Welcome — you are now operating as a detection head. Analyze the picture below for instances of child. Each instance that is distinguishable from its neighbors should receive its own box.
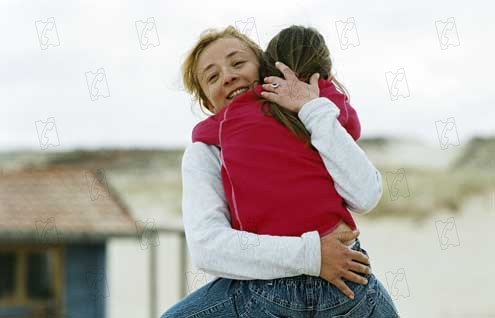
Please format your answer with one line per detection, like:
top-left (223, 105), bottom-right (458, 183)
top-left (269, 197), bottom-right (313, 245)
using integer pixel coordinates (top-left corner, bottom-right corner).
top-left (192, 25), bottom-right (362, 242)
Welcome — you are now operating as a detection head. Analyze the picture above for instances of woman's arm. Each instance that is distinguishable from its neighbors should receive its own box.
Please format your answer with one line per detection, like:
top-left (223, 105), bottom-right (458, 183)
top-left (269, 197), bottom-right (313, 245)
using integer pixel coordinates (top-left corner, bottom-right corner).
top-left (181, 142), bottom-right (321, 280)
top-left (262, 63), bottom-right (382, 214)
top-left (297, 97), bottom-right (383, 214)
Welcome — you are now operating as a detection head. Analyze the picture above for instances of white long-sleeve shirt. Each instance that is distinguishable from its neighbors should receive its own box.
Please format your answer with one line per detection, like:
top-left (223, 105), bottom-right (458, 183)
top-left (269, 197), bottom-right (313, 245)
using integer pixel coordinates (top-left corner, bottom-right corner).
top-left (181, 97), bottom-right (383, 280)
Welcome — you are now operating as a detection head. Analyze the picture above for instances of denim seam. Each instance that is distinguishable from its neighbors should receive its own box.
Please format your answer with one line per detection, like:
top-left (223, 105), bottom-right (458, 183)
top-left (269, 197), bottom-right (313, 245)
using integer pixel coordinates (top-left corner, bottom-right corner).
top-left (250, 293), bottom-right (313, 312)
top-left (377, 288), bottom-right (400, 317)
top-left (183, 297), bottom-right (233, 318)
top-left (325, 289), bottom-right (369, 316)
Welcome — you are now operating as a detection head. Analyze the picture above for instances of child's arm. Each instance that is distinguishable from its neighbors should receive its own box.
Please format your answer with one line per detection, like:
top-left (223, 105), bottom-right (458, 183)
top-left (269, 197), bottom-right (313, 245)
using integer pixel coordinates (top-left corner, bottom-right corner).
top-left (298, 97), bottom-right (382, 214)
top-left (181, 142), bottom-right (321, 279)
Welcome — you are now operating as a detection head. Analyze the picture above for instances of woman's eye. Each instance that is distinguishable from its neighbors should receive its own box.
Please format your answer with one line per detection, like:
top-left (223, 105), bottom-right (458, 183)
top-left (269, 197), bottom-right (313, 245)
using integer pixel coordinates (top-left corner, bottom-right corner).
top-left (208, 74), bottom-right (217, 83)
top-left (234, 61), bottom-right (245, 67)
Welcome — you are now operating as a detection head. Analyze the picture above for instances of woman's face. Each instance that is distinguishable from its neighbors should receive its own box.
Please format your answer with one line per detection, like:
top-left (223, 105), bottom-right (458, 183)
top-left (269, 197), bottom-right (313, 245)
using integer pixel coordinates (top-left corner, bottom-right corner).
top-left (196, 37), bottom-right (260, 113)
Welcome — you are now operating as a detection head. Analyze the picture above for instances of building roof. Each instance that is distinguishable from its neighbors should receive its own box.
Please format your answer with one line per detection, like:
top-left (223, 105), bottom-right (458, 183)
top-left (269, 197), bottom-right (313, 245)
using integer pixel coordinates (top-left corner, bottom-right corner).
top-left (0, 167), bottom-right (143, 242)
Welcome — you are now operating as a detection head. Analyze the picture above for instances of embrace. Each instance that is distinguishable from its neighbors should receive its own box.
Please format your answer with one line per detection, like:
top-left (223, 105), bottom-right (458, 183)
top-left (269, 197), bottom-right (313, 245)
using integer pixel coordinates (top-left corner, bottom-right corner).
top-left (162, 25), bottom-right (400, 318)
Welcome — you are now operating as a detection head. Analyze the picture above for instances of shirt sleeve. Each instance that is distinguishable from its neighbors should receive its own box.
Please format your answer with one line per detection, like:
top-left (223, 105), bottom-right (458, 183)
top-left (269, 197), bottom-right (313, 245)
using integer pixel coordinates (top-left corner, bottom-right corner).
top-left (181, 142), bottom-right (322, 280)
top-left (298, 97), bottom-right (383, 214)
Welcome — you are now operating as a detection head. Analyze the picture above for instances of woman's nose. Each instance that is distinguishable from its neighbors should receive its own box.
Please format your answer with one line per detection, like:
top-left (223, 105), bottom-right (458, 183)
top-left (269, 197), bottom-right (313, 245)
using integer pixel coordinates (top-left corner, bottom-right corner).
top-left (222, 72), bottom-right (238, 85)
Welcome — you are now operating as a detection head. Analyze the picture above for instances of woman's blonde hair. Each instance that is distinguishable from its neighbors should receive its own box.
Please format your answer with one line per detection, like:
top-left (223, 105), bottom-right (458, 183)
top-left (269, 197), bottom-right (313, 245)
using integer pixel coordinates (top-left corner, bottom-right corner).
top-left (181, 25), bottom-right (263, 115)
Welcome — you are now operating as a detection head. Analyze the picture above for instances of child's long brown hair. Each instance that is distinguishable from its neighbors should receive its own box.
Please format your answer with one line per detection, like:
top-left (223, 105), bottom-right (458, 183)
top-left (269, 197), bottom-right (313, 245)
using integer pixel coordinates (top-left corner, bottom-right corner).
top-left (256, 25), bottom-right (350, 149)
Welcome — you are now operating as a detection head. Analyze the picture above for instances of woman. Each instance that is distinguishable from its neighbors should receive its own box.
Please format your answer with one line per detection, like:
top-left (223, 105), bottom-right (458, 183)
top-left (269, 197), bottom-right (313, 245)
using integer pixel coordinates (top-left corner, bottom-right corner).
top-left (162, 26), bottom-right (399, 317)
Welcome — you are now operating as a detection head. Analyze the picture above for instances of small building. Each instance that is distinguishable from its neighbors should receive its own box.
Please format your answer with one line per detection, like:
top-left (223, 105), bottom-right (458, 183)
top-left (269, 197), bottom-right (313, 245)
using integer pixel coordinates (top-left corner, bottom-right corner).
top-left (0, 167), bottom-right (142, 318)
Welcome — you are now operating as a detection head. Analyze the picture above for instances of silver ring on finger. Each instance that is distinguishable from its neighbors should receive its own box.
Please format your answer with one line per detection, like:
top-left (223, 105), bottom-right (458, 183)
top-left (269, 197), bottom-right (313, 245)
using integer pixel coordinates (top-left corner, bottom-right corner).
top-left (270, 83), bottom-right (280, 89)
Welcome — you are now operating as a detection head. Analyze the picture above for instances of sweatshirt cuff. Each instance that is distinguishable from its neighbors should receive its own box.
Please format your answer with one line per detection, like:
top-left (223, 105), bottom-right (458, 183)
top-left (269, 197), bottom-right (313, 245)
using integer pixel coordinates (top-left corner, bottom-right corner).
top-left (345, 170), bottom-right (383, 215)
top-left (298, 97), bottom-right (340, 124)
top-left (301, 231), bottom-right (321, 277)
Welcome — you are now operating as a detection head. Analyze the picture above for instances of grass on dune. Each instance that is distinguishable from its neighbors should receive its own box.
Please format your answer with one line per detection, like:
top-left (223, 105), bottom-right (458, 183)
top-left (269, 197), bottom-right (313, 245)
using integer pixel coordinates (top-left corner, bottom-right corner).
top-left (368, 165), bottom-right (495, 221)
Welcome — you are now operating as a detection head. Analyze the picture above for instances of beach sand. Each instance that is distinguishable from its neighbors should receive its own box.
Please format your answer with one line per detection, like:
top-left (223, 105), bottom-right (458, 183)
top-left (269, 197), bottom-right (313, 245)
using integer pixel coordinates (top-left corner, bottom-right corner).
top-left (352, 192), bottom-right (495, 317)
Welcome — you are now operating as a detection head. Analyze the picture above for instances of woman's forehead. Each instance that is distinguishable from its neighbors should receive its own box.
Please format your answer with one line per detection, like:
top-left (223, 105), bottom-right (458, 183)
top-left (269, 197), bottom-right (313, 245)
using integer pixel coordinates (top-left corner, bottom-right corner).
top-left (198, 38), bottom-right (253, 70)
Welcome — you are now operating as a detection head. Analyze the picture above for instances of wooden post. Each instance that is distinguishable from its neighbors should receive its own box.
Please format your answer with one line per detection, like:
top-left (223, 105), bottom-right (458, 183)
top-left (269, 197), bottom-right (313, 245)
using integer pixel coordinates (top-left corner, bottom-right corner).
top-left (149, 230), bottom-right (157, 318)
top-left (179, 233), bottom-right (187, 298)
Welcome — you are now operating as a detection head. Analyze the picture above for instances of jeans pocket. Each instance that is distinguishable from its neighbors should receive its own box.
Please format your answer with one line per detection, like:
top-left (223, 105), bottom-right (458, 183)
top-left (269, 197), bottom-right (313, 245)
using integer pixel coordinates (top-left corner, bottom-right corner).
top-left (242, 295), bottom-right (300, 318)
top-left (328, 277), bottom-right (401, 318)
top-left (331, 287), bottom-right (376, 318)
top-left (317, 275), bottom-right (368, 311)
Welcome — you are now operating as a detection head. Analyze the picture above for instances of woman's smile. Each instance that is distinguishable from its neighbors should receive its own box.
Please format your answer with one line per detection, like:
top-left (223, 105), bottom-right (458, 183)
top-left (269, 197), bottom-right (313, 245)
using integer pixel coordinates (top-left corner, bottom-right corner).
top-left (196, 37), bottom-right (259, 113)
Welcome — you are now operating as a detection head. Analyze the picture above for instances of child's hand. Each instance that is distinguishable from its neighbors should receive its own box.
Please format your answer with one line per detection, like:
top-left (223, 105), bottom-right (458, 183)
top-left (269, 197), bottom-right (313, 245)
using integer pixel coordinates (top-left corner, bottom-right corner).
top-left (261, 61), bottom-right (320, 113)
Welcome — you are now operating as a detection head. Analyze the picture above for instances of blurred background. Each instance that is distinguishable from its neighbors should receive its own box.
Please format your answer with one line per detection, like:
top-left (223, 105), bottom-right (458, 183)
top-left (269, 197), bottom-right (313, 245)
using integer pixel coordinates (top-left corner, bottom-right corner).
top-left (0, 0), bottom-right (494, 317)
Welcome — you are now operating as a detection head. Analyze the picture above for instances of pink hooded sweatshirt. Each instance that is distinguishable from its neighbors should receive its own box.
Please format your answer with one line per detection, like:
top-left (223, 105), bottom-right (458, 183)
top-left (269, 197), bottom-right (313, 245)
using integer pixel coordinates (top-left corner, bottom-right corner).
top-left (192, 79), bottom-right (361, 237)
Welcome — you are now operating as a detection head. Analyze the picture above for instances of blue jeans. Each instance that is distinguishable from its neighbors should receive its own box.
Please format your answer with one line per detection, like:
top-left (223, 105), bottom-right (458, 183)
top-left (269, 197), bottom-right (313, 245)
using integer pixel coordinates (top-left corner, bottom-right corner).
top-left (161, 238), bottom-right (399, 317)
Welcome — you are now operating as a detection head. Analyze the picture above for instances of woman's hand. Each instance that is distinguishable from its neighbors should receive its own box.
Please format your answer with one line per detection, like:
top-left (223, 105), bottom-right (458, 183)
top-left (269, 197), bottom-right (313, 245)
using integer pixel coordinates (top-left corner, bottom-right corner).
top-left (261, 61), bottom-right (320, 113)
top-left (320, 230), bottom-right (372, 300)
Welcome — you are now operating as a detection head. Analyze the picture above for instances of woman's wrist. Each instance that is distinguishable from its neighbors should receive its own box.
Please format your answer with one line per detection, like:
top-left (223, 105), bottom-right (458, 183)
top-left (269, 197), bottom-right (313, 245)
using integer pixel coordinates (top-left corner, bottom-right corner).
top-left (301, 231), bottom-right (322, 276)
top-left (297, 96), bottom-right (320, 114)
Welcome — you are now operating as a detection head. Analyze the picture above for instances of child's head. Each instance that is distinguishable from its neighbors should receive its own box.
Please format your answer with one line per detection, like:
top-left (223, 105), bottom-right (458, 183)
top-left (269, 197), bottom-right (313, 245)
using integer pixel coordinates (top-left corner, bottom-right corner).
top-left (256, 25), bottom-right (348, 149)
top-left (260, 25), bottom-right (333, 83)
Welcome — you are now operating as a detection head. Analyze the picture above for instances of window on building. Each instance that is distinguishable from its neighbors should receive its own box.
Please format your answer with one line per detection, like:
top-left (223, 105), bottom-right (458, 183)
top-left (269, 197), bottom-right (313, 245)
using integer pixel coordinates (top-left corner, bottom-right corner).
top-left (26, 252), bottom-right (54, 299)
top-left (0, 252), bottom-right (16, 298)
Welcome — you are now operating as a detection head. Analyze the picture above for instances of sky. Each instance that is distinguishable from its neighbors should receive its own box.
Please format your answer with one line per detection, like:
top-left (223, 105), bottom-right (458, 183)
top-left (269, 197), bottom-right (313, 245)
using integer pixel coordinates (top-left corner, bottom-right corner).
top-left (1, 0), bottom-right (493, 151)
